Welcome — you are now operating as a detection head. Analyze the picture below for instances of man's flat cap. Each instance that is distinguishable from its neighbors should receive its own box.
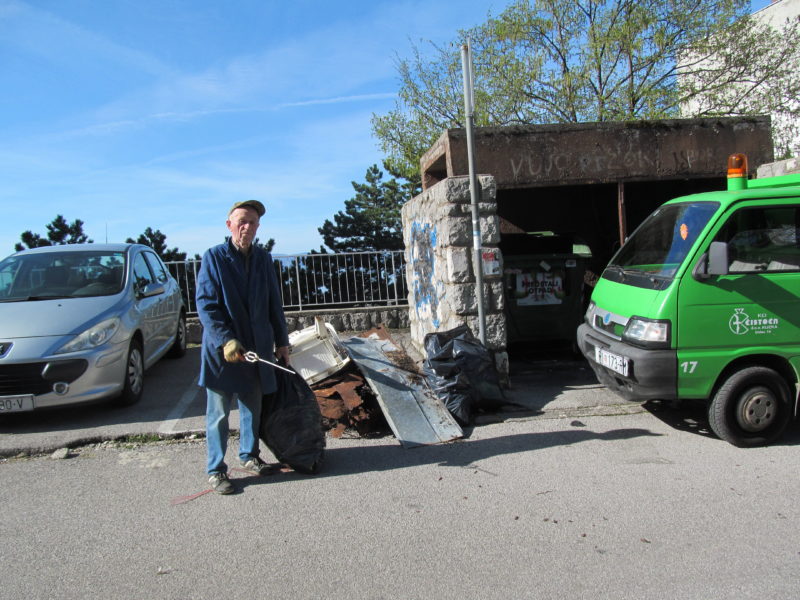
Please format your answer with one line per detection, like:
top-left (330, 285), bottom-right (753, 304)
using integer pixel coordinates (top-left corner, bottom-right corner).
top-left (228, 199), bottom-right (265, 217)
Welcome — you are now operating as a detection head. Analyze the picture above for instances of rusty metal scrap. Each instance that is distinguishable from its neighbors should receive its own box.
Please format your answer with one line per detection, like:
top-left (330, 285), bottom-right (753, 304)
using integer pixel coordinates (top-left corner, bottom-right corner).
top-left (311, 364), bottom-right (387, 438)
top-left (340, 334), bottom-right (463, 447)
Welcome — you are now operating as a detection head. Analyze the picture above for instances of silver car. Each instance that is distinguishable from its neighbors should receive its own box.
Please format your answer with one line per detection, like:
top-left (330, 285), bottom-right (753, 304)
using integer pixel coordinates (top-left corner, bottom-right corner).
top-left (0, 243), bottom-right (186, 413)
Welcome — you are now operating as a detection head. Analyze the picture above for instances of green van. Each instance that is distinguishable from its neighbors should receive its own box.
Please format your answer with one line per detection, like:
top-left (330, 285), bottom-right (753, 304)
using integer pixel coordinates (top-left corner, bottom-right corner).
top-left (577, 155), bottom-right (800, 447)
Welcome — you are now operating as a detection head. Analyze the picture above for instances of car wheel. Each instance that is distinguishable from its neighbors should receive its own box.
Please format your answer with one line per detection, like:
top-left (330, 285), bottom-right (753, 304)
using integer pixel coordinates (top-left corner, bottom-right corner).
top-left (116, 339), bottom-right (144, 406)
top-left (167, 312), bottom-right (187, 358)
top-left (708, 366), bottom-right (791, 447)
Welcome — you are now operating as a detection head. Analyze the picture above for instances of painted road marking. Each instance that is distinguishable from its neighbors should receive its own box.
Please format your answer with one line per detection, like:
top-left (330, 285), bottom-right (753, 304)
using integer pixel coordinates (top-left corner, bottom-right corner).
top-left (159, 376), bottom-right (201, 435)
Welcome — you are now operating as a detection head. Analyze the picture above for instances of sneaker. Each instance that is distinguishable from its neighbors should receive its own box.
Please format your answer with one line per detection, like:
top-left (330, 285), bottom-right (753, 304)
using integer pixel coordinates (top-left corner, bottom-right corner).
top-left (240, 456), bottom-right (270, 476)
top-left (208, 472), bottom-right (234, 495)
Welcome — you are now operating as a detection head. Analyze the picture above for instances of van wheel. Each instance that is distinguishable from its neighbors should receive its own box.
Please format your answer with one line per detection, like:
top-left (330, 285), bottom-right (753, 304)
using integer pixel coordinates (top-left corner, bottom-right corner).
top-left (116, 339), bottom-right (144, 406)
top-left (708, 366), bottom-right (791, 447)
top-left (167, 312), bottom-right (187, 358)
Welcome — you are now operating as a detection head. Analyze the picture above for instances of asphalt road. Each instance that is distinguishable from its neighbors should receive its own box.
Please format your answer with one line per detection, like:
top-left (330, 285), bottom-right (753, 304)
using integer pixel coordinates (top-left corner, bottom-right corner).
top-left (1, 341), bottom-right (800, 599)
top-left (2, 407), bottom-right (800, 600)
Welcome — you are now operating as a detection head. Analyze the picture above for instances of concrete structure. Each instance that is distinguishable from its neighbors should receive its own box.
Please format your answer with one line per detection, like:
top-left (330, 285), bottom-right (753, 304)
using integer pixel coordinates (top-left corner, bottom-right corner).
top-left (421, 117), bottom-right (773, 191)
top-left (401, 175), bottom-right (507, 374)
top-left (757, 156), bottom-right (800, 178)
top-left (422, 118), bottom-right (772, 264)
top-left (403, 117), bottom-right (774, 364)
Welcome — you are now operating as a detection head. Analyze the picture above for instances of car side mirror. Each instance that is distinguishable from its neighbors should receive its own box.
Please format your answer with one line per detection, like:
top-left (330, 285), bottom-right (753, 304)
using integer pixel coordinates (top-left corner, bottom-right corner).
top-left (139, 282), bottom-right (165, 298)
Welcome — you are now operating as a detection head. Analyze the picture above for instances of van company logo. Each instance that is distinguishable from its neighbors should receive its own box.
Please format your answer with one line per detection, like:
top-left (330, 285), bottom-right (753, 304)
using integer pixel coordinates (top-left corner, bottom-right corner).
top-left (728, 308), bottom-right (779, 335)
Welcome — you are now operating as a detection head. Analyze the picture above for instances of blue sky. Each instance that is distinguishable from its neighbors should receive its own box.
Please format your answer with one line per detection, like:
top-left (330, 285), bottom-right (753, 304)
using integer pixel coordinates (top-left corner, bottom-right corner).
top-left (0, 0), bottom-right (772, 258)
top-left (0, 0), bottom-right (497, 257)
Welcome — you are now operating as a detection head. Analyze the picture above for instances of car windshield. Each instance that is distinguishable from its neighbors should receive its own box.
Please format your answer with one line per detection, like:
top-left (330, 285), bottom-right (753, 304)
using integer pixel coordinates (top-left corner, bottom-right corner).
top-left (603, 201), bottom-right (720, 289)
top-left (0, 250), bottom-right (127, 301)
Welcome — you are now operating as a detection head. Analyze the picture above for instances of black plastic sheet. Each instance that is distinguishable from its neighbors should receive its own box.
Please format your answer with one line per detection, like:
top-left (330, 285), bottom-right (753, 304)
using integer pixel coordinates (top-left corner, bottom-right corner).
top-left (259, 367), bottom-right (326, 474)
top-left (422, 325), bottom-right (505, 426)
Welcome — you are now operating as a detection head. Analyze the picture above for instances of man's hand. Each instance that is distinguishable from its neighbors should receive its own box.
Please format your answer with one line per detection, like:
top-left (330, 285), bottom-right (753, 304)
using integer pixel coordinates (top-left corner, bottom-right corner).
top-left (223, 339), bottom-right (245, 362)
top-left (275, 345), bottom-right (290, 366)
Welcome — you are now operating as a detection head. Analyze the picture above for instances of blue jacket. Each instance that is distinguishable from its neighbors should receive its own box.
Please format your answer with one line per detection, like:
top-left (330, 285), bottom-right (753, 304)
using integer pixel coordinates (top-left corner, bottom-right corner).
top-left (196, 239), bottom-right (289, 395)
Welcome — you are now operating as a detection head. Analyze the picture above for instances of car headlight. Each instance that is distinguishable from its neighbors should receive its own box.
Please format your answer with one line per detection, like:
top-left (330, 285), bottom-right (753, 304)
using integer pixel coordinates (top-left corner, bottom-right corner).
top-left (55, 317), bottom-right (121, 354)
top-left (622, 317), bottom-right (670, 349)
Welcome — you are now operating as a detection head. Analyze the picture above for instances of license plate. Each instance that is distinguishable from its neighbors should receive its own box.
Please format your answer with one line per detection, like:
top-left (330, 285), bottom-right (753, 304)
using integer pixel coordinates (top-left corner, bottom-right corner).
top-left (594, 347), bottom-right (629, 377)
top-left (0, 395), bottom-right (34, 413)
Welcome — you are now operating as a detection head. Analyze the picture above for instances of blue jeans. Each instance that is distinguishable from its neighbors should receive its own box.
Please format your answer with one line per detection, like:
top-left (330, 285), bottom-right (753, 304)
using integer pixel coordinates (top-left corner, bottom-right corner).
top-left (206, 384), bottom-right (262, 475)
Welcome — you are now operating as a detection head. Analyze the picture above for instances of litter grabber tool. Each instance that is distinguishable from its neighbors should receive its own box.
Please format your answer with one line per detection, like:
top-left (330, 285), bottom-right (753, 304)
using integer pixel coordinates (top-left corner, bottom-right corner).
top-left (243, 351), bottom-right (294, 374)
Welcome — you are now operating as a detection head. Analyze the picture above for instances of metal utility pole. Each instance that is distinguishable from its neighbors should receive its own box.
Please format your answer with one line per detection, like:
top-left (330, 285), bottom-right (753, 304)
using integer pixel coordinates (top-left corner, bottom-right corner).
top-left (461, 39), bottom-right (486, 344)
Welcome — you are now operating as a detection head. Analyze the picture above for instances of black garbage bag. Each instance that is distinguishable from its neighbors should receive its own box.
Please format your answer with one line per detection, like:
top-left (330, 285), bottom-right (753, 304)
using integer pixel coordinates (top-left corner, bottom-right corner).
top-left (422, 325), bottom-right (505, 426)
top-left (260, 367), bottom-right (326, 474)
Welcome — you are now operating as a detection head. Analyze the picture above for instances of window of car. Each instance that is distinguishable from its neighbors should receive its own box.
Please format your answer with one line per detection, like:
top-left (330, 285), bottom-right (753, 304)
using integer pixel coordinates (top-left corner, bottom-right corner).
top-left (0, 250), bottom-right (127, 300)
top-left (143, 251), bottom-right (169, 284)
top-left (0, 257), bottom-right (21, 297)
top-left (132, 253), bottom-right (155, 294)
top-left (716, 205), bottom-right (800, 272)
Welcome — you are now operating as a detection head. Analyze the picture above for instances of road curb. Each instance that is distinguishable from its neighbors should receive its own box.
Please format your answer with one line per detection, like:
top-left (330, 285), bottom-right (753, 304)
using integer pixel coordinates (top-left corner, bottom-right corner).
top-left (0, 402), bottom-right (648, 458)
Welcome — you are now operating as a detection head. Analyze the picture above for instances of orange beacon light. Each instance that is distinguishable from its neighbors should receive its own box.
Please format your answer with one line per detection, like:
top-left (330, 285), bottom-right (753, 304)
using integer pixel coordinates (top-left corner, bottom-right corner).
top-left (727, 153), bottom-right (749, 191)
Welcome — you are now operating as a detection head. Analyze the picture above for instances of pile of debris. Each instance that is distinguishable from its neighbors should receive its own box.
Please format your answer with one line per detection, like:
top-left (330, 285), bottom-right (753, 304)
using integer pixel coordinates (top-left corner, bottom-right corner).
top-left (291, 320), bottom-right (482, 448)
top-left (311, 364), bottom-right (387, 438)
top-left (289, 321), bottom-right (397, 438)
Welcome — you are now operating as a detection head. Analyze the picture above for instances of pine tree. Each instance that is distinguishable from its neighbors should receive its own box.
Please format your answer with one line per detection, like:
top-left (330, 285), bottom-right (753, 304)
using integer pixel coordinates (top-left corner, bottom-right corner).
top-left (15, 215), bottom-right (93, 251)
top-left (318, 164), bottom-right (417, 252)
top-left (126, 228), bottom-right (186, 261)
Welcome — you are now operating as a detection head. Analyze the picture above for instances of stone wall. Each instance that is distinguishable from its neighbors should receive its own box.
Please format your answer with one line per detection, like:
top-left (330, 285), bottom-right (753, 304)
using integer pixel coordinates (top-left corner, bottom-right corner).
top-left (186, 305), bottom-right (410, 344)
top-left (401, 174), bottom-right (508, 375)
top-left (757, 156), bottom-right (800, 178)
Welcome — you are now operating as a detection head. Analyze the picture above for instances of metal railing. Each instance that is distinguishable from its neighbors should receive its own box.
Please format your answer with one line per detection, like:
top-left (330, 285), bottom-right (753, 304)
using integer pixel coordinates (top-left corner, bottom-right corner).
top-left (165, 250), bottom-right (408, 315)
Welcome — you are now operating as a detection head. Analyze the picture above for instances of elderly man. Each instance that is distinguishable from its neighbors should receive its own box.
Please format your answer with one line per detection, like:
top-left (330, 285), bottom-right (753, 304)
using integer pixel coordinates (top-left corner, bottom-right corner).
top-left (196, 199), bottom-right (290, 495)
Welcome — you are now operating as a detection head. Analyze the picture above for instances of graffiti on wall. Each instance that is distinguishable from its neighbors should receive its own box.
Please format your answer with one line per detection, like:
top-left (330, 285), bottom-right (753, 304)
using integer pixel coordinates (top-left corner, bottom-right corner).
top-left (409, 221), bottom-right (440, 328)
top-left (508, 144), bottom-right (716, 182)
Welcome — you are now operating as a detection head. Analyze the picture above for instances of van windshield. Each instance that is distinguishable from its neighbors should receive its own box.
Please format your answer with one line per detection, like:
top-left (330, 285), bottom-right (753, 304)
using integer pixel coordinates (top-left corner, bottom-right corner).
top-left (603, 201), bottom-right (719, 289)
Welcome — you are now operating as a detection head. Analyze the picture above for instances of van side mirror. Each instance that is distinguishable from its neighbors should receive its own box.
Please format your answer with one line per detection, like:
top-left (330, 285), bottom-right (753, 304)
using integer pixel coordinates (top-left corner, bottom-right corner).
top-left (693, 241), bottom-right (730, 280)
top-left (707, 241), bottom-right (729, 276)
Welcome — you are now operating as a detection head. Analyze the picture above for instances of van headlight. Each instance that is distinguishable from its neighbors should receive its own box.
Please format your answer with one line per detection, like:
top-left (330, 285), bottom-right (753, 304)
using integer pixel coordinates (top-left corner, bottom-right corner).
top-left (55, 318), bottom-right (121, 354)
top-left (584, 301), bottom-right (596, 324)
top-left (622, 317), bottom-right (670, 349)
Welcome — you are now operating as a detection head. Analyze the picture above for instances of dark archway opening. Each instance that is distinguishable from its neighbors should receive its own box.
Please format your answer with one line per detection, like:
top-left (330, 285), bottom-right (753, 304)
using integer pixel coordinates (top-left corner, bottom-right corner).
top-left (495, 176), bottom-right (725, 352)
